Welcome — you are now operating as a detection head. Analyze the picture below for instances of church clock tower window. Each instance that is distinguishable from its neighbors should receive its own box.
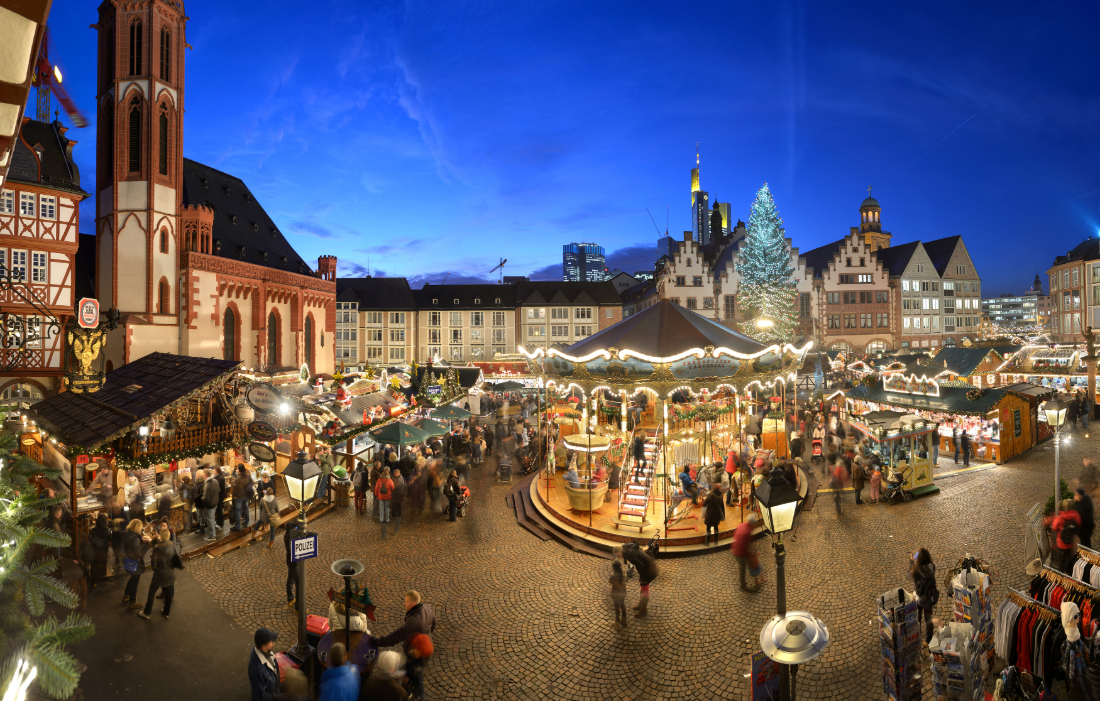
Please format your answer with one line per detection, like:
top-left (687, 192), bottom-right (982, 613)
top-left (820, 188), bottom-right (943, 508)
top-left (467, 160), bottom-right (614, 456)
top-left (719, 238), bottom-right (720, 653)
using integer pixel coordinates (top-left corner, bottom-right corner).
top-left (129, 20), bottom-right (143, 76)
top-left (128, 97), bottom-right (141, 172)
top-left (160, 28), bottom-right (171, 81)
top-left (158, 108), bottom-right (169, 175)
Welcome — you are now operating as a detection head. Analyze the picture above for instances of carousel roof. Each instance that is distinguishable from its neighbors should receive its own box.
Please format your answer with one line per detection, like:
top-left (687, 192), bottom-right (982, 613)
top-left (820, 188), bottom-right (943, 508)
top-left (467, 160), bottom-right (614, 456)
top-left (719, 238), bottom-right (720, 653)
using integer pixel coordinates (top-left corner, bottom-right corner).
top-left (562, 299), bottom-right (767, 358)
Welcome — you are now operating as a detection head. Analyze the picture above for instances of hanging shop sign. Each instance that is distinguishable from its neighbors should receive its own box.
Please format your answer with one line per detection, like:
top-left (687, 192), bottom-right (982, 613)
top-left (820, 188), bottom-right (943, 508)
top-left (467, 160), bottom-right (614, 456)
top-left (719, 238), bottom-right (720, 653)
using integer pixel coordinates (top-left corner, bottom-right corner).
top-left (77, 298), bottom-right (100, 329)
top-left (247, 421), bottom-right (278, 442)
top-left (1014, 408), bottom-right (1022, 438)
top-left (248, 442), bottom-right (277, 462)
top-left (427, 385), bottom-right (442, 396)
top-left (63, 327), bottom-right (107, 394)
top-left (246, 383), bottom-right (283, 413)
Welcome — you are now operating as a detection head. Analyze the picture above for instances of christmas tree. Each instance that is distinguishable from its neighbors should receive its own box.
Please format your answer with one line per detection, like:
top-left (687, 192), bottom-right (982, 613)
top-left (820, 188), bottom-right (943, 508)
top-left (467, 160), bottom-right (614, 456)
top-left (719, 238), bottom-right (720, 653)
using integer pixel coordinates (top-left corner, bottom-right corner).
top-left (736, 183), bottom-right (798, 342)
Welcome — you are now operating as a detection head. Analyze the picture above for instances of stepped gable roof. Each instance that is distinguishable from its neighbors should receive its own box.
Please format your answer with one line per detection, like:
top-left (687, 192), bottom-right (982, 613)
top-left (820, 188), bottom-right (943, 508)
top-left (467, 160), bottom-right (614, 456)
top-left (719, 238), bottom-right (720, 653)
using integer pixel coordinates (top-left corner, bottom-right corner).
top-left (800, 239), bottom-right (847, 278)
top-left (30, 352), bottom-right (241, 448)
top-left (515, 280), bottom-right (621, 306)
top-left (7, 118), bottom-right (87, 196)
top-left (874, 241), bottom-right (921, 276)
top-left (336, 277), bottom-right (416, 310)
top-left (411, 283), bottom-right (515, 309)
top-left (562, 299), bottom-right (766, 359)
top-left (921, 235), bottom-right (962, 276)
top-left (181, 158), bottom-right (312, 275)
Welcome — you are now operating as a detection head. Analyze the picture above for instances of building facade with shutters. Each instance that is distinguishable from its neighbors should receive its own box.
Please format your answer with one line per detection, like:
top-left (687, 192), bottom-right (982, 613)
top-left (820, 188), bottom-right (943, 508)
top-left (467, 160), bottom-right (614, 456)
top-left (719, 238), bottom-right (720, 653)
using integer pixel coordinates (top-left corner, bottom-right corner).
top-left (92, 0), bottom-right (334, 374)
top-left (514, 280), bottom-right (622, 353)
top-left (1047, 239), bottom-right (1100, 343)
top-left (0, 118), bottom-right (88, 405)
top-left (335, 277), bottom-right (417, 367)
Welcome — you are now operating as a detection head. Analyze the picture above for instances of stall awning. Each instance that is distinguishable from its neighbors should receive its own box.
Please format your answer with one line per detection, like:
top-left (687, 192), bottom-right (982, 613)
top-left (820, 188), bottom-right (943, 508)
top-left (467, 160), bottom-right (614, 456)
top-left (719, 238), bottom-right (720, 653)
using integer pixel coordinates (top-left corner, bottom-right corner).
top-left (854, 384), bottom-right (1009, 416)
top-left (31, 352), bottom-right (242, 448)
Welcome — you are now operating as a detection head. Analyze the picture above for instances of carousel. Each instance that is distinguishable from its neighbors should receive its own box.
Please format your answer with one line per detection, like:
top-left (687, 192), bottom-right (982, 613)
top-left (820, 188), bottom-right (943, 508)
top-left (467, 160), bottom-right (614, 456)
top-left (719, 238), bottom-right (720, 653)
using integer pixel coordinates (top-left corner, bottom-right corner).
top-left (519, 300), bottom-right (812, 551)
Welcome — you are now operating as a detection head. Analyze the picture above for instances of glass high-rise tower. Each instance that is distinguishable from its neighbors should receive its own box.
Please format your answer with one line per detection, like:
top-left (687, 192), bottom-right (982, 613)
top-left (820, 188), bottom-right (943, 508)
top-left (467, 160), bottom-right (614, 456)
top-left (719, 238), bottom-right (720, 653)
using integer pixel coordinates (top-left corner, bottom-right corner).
top-left (563, 243), bottom-right (608, 282)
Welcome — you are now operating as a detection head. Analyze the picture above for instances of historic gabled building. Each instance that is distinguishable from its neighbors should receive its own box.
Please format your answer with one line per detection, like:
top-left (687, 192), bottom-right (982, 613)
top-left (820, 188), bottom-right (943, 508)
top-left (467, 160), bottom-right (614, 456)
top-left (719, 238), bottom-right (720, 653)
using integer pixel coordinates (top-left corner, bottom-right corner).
top-left (93, 0), bottom-right (334, 373)
top-left (0, 118), bottom-right (88, 405)
top-left (923, 236), bottom-right (982, 347)
top-left (413, 284), bottom-right (517, 363)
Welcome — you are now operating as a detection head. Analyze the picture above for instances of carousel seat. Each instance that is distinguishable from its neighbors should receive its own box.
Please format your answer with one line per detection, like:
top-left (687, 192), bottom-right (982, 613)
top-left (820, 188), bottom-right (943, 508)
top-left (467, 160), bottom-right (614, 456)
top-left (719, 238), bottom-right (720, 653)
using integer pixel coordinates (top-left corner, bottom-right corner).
top-left (563, 482), bottom-right (608, 512)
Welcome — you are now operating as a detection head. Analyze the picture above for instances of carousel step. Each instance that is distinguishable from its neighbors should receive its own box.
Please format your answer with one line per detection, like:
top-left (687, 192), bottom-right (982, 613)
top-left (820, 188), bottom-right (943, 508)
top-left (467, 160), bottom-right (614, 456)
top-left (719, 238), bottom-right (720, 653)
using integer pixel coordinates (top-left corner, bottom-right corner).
top-left (619, 503), bottom-right (645, 514)
top-left (623, 495), bottom-right (647, 505)
top-left (625, 485), bottom-right (648, 494)
top-left (611, 516), bottom-right (650, 530)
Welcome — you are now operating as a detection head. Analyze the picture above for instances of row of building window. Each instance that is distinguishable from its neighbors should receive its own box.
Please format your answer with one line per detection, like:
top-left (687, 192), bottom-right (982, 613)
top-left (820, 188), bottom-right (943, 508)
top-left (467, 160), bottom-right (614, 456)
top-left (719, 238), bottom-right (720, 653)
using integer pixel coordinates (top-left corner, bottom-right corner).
top-left (0, 191), bottom-right (58, 220)
top-left (0, 250), bottom-right (47, 284)
top-left (901, 316), bottom-right (976, 330)
top-left (423, 346), bottom-right (507, 362)
top-left (827, 313), bottom-right (889, 329)
top-left (675, 276), bottom-right (704, 287)
top-left (827, 291), bottom-right (889, 305)
top-left (427, 311), bottom-right (507, 327)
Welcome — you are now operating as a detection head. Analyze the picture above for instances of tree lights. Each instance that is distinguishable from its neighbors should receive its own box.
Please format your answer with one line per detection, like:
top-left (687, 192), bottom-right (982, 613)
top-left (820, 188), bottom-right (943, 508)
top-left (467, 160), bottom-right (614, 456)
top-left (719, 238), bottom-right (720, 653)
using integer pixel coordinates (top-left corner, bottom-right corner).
top-left (736, 184), bottom-right (799, 343)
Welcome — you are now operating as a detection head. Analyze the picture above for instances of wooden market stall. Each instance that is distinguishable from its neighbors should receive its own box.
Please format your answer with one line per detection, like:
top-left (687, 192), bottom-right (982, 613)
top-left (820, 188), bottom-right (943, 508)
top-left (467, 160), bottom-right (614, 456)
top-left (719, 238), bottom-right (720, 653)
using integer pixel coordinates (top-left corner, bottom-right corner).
top-left (847, 410), bottom-right (939, 495)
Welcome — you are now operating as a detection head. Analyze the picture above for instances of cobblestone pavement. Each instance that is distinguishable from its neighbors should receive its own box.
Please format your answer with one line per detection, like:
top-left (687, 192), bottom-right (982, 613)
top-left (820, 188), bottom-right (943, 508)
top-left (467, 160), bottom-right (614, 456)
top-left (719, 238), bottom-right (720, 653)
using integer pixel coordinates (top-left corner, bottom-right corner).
top-left (185, 433), bottom-right (1098, 700)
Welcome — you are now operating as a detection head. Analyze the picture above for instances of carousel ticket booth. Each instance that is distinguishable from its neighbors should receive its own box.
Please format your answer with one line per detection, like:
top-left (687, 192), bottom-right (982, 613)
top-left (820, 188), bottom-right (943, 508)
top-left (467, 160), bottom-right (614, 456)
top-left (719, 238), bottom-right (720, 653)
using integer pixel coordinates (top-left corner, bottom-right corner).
top-left (848, 410), bottom-right (938, 494)
top-left (519, 300), bottom-right (811, 552)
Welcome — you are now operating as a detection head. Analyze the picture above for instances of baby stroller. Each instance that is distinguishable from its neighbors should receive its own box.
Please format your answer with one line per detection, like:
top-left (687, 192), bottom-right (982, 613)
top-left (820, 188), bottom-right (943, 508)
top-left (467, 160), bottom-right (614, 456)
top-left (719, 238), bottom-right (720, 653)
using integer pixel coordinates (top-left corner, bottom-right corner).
top-left (883, 467), bottom-right (913, 504)
top-left (456, 485), bottom-right (470, 517)
top-left (810, 439), bottom-right (823, 465)
top-left (497, 456), bottom-right (512, 484)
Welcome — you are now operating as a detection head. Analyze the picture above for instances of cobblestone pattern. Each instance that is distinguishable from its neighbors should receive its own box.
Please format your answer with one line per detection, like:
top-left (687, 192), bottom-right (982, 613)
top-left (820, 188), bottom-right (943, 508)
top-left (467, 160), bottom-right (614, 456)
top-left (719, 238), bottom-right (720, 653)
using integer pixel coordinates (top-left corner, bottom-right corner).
top-left (186, 435), bottom-right (1096, 700)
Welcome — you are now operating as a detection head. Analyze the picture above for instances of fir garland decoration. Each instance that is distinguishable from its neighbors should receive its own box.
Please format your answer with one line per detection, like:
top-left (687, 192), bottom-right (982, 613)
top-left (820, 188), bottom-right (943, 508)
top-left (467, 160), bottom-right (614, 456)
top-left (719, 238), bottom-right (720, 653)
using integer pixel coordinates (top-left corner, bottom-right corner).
top-left (966, 388), bottom-right (986, 401)
top-left (114, 438), bottom-right (240, 470)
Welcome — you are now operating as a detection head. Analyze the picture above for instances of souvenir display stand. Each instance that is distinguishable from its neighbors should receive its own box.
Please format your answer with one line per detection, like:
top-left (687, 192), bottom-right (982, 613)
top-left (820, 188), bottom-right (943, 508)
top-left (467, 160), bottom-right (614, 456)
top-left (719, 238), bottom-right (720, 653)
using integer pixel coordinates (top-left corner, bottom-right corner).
top-left (952, 567), bottom-right (994, 670)
top-left (879, 588), bottom-right (922, 701)
top-left (929, 621), bottom-right (984, 701)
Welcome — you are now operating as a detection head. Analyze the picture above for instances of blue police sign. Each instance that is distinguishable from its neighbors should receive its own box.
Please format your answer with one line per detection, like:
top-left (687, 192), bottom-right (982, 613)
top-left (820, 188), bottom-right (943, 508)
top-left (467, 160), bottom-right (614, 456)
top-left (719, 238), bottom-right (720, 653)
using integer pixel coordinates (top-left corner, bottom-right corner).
top-left (290, 534), bottom-right (318, 563)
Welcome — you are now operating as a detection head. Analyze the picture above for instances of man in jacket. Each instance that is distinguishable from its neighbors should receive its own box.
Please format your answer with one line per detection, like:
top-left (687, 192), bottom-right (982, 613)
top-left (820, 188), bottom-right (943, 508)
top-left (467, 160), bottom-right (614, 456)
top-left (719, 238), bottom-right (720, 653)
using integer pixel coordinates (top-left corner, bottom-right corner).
top-left (317, 642), bottom-right (359, 701)
top-left (248, 627), bottom-right (280, 701)
top-left (371, 590), bottom-right (436, 701)
top-left (230, 464), bottom-right (254, 532)
top-left (1076, 487), bottom-right (1096, 549)
top-left (731, 515), bottom-right (760, 591)
top-left (960, 430), bottom-right (971, 467)
top-left (214, 466), bottom-right (227, 530)
top-left (138, 529), bottom-right (178, 619)
top-left (283, 522), bottom-right (301, 606)
top-left (202, 469), bottom-right (220, 541)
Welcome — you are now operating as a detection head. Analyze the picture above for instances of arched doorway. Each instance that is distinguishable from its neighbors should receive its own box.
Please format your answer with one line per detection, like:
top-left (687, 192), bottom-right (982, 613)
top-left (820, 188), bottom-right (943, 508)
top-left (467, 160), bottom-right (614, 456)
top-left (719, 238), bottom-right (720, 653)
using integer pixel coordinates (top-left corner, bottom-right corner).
top-left (944, 337), bottom-right (957, 347)
top-left (268, 311), bottom-right (279, 367)
top-left (304, 315), bottom-right (313, 371)
top-left (866, 340), bottom-right (888, 353)
top-left (224, 307), bottom-right (236, 361)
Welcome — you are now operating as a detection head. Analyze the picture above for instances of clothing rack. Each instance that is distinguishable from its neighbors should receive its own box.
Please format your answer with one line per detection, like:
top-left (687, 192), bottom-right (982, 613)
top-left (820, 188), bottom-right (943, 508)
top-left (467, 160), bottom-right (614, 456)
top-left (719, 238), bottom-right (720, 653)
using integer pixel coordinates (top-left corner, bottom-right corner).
top-left (1076, 544), bottom-right (1100, 566)
top-left (1038, 565), bottom-right (1100, 598)
top-left (1007, 587), bottom-right (1059, 620)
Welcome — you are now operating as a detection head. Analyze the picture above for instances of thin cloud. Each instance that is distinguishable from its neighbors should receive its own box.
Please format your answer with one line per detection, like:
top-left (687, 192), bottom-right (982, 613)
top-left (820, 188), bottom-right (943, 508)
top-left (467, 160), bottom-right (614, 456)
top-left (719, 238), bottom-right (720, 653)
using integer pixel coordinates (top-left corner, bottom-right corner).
top-left (290, 221), bottom-right (338, 239)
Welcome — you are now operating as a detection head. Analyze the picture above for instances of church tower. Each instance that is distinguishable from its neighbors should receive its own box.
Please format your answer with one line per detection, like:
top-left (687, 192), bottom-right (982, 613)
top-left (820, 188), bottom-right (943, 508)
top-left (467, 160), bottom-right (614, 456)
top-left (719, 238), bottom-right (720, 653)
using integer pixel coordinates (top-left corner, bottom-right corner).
top-left (858, 189), bottom-right (891, 251)
top-left (94, 0), bottom-right (186, 318)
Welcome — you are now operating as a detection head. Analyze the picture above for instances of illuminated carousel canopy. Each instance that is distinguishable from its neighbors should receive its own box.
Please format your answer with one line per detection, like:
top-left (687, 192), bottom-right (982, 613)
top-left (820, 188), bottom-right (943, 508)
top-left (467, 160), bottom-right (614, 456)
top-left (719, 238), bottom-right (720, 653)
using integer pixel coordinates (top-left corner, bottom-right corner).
top-left (520, 300), bottom-right (811, 394)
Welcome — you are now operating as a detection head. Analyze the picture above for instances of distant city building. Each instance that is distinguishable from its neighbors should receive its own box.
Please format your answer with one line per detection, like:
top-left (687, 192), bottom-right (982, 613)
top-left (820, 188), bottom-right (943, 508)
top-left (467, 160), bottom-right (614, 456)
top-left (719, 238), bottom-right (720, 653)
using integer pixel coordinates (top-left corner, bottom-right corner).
top-left (608, 271), bottom-right (636, 294)
top-left (688, 147), bottom-right (729, 246)
top-left (1047, 239), bottom-right (1100, 342)
top-left (633, 270), bottom-right (655, 282)
top-left (562, 243), bottom-right (607, 282)
top-left (657, 235), bottom-right (677, 260)
top-left (981, 274), bottom-right (1049, 331)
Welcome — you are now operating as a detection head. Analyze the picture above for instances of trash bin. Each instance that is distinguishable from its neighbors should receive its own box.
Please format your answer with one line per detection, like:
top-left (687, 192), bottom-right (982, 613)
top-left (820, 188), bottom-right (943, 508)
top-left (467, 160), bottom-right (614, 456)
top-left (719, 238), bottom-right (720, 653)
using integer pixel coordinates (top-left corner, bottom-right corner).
top-left (333, 479), bottom-right (352, 508)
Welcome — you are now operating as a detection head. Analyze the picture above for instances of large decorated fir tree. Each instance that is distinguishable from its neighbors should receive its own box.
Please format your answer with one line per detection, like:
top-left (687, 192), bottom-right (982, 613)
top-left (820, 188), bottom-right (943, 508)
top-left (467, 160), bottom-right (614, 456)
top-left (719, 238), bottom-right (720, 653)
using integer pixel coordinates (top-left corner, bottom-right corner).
top-left (736, 183), bottom-right (799, 343)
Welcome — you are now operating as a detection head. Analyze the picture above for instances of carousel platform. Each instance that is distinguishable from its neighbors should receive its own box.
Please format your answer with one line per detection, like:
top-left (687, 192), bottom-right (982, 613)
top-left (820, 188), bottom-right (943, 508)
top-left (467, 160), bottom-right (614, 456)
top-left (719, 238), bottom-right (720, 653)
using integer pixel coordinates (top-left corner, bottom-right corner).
top-left (517, 471), bottom-right (755, 557)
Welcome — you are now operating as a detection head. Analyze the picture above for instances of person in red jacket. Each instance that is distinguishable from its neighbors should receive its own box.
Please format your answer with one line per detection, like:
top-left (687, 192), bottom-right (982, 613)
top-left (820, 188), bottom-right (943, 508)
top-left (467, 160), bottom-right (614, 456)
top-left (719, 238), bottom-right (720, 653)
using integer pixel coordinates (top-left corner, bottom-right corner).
top-left (731, 514), bottom-right (762, 592)
top-left (374, 467), bottom-right (394, 526)
top-left (1045, 499), bottom-right (1082, 572)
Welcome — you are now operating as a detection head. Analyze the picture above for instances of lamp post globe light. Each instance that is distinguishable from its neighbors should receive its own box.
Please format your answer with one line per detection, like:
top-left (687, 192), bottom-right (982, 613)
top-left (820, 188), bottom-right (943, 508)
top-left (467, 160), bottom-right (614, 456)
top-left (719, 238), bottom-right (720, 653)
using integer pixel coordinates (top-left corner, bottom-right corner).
top-left (755, 469), bottom-right (806, 701)
top-left (759, 611), bottom-right (829, 701)
top-left (283, 450), bottom-right (321, 664)
top-left (1043, 398), bottom-right (1069, 512)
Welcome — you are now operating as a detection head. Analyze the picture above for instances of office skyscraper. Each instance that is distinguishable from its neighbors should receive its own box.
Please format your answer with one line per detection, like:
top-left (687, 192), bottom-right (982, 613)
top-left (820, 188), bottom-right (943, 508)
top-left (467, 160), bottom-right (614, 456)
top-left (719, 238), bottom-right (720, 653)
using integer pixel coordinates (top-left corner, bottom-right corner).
top-left (690, 145), bottom-right (711, 246)
top-left (563, 243), bottom-right (608, 282)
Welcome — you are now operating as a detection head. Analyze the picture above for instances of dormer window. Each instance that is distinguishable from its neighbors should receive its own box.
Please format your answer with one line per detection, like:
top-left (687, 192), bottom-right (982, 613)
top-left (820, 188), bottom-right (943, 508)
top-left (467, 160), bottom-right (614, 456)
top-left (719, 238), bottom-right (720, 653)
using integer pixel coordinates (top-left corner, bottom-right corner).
top-left (225, 186), bottom-right (231, 196)
top-left (244, 192), bottom-right (251, 202)
top-left (252, 222), bottom-right (258, 231)
top-left (432, 299), bottom-right (438, 305)
top-left (474, 298), bottom-right (481, 305)
top-left (202, 178), bottom-right (209, 188)
top-left (495, 298), bottom-right (500, 304)
top-left (261, 251), bottom-right (268, 261)
top-left (280, 256), bottom-right (287, 266)
top-left (453, 299), bottom-right (460, 305)
top-left (238, 245), bottom-right (246, 259)
top-left (230, 215), bottom-right (237, 225)
top-left (214, 239), bottom-right (221, 253)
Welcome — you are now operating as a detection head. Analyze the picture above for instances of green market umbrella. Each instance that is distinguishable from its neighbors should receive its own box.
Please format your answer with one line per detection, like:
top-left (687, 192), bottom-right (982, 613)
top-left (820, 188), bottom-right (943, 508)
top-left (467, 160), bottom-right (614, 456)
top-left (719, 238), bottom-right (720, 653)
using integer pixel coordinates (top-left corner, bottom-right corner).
top-left (492, 381), bottom-right (526, 391)
top-left (368, 421), bottom-right (432, 447)
top-left (406, 417), bottom-right (448, 438)
top-left (431, 405), bottom-right (473, 421)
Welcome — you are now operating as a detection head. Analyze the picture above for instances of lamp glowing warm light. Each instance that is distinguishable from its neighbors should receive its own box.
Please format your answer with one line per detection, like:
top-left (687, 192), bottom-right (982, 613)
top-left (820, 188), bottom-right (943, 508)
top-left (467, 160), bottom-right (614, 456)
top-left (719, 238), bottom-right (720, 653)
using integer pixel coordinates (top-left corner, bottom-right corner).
top-left (1044, 398), bottom-right (1068, 428)
top-left (283, 450), bottom-right (321, 504)
top-left (279, 402), bottom-right (290, 415)
top-left (755, 318), bottom-right (775, 329)
top-left (53, 66), bottom-right (62, 84)
top-left (755, 471), bottom-right (803, 536)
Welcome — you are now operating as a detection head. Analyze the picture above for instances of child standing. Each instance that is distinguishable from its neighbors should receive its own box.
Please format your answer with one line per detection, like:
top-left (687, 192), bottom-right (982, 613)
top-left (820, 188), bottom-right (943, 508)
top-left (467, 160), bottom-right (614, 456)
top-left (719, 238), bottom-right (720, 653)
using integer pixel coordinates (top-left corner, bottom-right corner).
top-left (870, 466), bottom-right (882, 504)
top-left (609, 561), bottom-right (627, 626)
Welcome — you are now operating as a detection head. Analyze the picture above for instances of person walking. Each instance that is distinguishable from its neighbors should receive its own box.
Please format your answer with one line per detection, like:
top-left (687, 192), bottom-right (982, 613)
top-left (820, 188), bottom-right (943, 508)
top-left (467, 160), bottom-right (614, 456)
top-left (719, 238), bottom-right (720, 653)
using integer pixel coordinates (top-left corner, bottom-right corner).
top-left (359, 650), bottom-right (409, 701)
top-left (618, 542), bottom-right (657, 618)
top-left (952, 427), bottom-right (960, 465)
top-left (88, 513), bottom-right (111, 585)
top-left (869, 465), bottom-right (883, 504)
top-left (248, 628), bottom-right (281, 701)
top-left (138, 528), bottom-right (178, 619)
top-left (284, 522), bottom-right (301, 607)
top-left (258, 489), bottom-right (280, 548)
top-left (731, 514), bottom-right (761, 592)
top-left (318, 642), bottom-right (360, 701)
top-left (121, 519), bottom-right (151, 609)
top-left (702, 485), bottom-right (725, 546)
top-left (1046, 499), bottom-right (1082, 572)
top-left (369, 590), bottom-right (436, 701)
top-left (389, 472), bottom-right (407, 536)
top-left (375, 466), bottom-right (394, 528)
top-left (960, 430), bottom-right (971, 467)
top-left (910, 548), bottom-right (939, 644)
top-left (316, 446), bottom-right (334, 504)
top-left (609, 561), bottom-right (628, 626)
top-left (230, 464), bottom-right (253, 532)
top-left (1084, 394), bottom-right (1093, 431)
top-left (202, 468), bottom-right (220, 541)
top-left (632, 429), bottom-right (648, 483)
top-left (1075, 487), bottom-right (1096, 549)
top-left (352, 464), bottom-right (368, 514)
top-left (444, 470), bottom-right (461, 522)
top-left (831, 461), bottom-right (848, 515)
top-left (851, 458), bottom-right (865, 505)
top-left (214, 466), bottom-right (227, 531)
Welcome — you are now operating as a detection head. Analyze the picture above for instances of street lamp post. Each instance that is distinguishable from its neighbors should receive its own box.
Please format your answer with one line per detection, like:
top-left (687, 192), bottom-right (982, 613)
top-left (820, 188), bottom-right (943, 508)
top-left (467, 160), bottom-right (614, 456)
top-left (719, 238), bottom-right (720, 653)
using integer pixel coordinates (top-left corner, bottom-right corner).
top-left (755, 470), bottom-right (805, 700)
top-left (331, 559), bottom-right (366, 652)
top-left (1044, 398), bottom-right (1069, 510)
top-left (283, 450), bottom-right (321, 665)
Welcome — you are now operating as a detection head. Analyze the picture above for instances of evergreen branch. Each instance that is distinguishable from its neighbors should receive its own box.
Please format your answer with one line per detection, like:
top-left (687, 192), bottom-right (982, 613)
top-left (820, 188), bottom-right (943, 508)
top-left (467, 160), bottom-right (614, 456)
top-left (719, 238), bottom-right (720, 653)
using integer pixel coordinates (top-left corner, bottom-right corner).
top-left (28, 527), bottom-right (69, 549)
top-left (25, 557), bottom-right (60, 576)
top-left (9, 568), bottom-right (76, 614)
top-left (24, 640), bottom-right (82, 698)
top-left (30, 613), bottom-right (95, 648)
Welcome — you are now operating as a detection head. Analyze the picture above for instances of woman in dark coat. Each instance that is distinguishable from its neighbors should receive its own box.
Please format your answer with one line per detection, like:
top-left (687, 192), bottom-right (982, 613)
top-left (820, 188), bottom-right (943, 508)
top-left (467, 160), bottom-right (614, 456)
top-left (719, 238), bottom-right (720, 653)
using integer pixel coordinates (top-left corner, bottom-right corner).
top-left (702, 485), bottom-right (725, 546)
top-left (910, 548), bottom-right (939, 643)
top-left (121, 519), bottom-right (151, 608)
top-left (88, 513), bottom-right (112, 584)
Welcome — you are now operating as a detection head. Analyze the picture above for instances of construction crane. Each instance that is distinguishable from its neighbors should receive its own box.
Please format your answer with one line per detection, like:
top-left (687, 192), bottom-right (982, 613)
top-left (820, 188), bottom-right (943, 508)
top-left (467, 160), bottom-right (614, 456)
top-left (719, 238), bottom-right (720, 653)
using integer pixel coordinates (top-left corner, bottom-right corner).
top-left (32, 27), bottom-right (87, 127)
top-left (646, 208), bottom-right (669, 237)
top-left (487, 258), bottom-right (507, 284)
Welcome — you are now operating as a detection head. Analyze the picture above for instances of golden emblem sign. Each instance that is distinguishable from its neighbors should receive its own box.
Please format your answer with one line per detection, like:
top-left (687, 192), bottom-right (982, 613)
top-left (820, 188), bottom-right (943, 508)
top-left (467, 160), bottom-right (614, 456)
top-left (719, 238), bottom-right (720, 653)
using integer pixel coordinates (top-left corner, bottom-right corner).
top-left (64, 327), bottom-right (107, 394)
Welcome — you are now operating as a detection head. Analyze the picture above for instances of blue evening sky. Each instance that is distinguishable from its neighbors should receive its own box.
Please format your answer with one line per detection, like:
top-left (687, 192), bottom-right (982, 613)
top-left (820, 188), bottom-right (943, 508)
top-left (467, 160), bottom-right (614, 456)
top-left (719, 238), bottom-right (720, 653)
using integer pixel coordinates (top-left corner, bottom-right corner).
top-left (44, 0), bottom-right (1100, 294)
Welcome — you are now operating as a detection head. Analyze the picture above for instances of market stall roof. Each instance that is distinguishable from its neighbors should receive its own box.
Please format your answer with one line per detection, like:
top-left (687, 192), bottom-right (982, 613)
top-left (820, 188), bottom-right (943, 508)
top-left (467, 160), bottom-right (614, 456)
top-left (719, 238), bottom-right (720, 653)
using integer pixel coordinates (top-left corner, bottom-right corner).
top-left (414, 365), bottom-right (483, 389)
top-left (368, 421), bottom-right (431, 447)
top-left (561, 299), bottom-right (767, 359)
top-left (406, 417), bottom-right (448, 438)
top-left (925, 347), bottom-right (1013, 377)
top-left (432, 405), bottom-right (474, 421)
top-left (999, 383), bottom-right (1055, 400)
top-left (849, 383), bottom-right (1010, 416)
top-left (31, 352), bottom-right (242, 448)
